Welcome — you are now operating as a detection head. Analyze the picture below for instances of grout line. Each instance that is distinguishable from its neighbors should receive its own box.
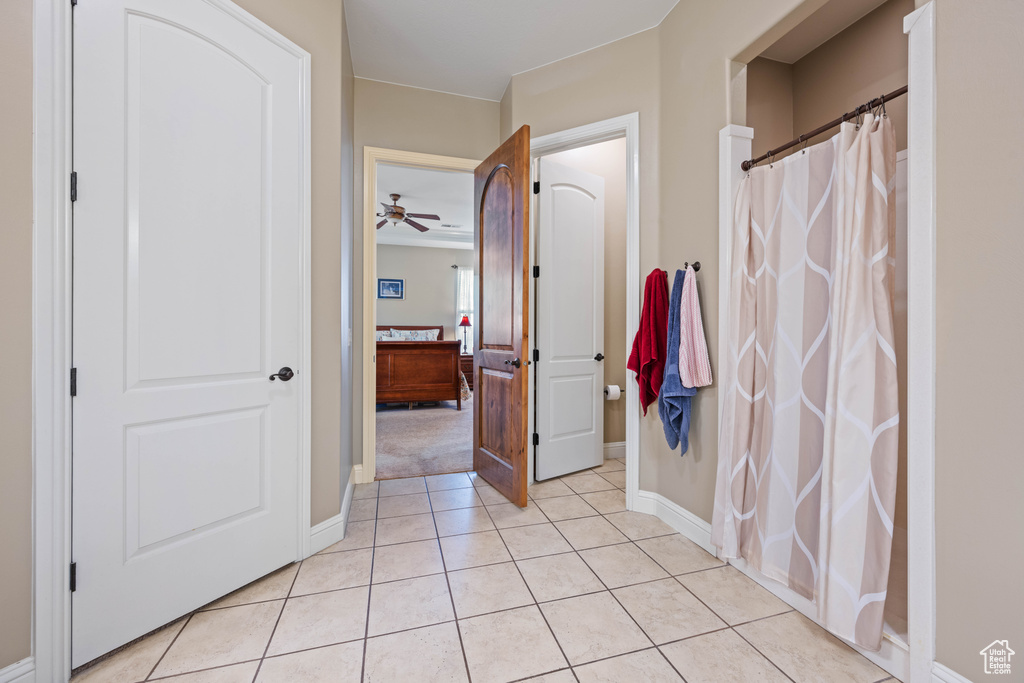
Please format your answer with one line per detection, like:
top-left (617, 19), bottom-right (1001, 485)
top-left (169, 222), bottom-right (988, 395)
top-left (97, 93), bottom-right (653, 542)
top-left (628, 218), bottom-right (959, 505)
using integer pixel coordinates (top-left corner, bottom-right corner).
top-left (143, 612), bottom-right (195, 681)
top-left (730, 626), bottom-right (798, 683)
top-left (425, 491), bottom-right (473, 683)
top-left (249, 552), bottom-right (304, 681)
top-left (653, 624), bottom-right (733, 649)
top-left (145, 657), bottom-right (263, 682)
top-left (570, 543), bottom-right (658, 653)
top-left (479, 495), bottom-right (577, 675)
top-left (358, 483), bottom-right (382, 682)
top-left (504, 667), bottom-right (577, 683)
top-left (253, 636), bottom-right (366, 665)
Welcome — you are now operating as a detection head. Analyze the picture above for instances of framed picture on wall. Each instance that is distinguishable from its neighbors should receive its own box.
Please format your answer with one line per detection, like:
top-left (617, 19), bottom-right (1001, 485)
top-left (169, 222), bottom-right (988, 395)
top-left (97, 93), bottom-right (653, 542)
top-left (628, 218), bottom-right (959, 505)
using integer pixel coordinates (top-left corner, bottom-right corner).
top-left (378, 278), bottom-right (405, 300)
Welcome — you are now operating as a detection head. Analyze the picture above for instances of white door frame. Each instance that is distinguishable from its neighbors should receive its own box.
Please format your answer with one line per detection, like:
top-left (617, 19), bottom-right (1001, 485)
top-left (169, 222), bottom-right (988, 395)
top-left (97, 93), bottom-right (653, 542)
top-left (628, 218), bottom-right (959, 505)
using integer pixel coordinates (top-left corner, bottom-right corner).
top-left (358, 147), bottom-right (480, 484)
top-left (530, 113), bottom-right (641, 510)
top-left (715, 4), bottom-right (936, 681)
top-left (31, 2), bottom-right (312, 679)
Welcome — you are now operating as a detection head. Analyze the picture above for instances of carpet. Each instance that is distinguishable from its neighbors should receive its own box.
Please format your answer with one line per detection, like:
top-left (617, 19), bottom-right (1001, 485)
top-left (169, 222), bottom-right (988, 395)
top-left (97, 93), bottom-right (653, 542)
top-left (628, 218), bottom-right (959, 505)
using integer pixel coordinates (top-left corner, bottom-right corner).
top-left (375, 396), bottom-right (473, 479)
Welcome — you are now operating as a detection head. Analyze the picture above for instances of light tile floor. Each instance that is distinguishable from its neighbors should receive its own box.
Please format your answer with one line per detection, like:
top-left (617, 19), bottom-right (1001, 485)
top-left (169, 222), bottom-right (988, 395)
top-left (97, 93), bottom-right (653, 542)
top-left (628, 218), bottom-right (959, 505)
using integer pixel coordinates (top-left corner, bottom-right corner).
top-left (72, 460), bottom-right (898, 683)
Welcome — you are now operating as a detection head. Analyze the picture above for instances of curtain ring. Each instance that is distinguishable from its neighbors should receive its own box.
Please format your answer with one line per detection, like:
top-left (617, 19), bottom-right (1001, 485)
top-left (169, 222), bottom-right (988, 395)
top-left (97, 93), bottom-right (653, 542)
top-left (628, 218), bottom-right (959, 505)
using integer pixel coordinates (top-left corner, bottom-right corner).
top-left (800, 135), bottom-right (808, 155)
top-left (880, 93), bottom-right (888, 118)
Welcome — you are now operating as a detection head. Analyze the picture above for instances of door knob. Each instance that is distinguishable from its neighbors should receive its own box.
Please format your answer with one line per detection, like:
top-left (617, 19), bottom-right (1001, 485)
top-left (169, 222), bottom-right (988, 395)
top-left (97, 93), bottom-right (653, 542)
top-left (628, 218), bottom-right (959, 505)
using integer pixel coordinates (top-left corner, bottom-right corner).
top-left (269, 366), bottom-right (295, 382)
top-left (594, 353), bottom-right (605, 361)
top-left (504, 358), bottom-right (522, 368)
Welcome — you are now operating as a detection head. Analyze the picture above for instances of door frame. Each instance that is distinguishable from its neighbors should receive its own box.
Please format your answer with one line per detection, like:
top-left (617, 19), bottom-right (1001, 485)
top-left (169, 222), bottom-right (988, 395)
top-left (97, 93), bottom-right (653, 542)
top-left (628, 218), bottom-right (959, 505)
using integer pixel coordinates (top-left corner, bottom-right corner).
top-left (716, 4), bottom-right (936, 681)
top-left (358, 147), bottom-right (480, 483)
top-left (31, 2), bottom-right (312, 679)
top-left (530, 113), bottom-right (641, 509)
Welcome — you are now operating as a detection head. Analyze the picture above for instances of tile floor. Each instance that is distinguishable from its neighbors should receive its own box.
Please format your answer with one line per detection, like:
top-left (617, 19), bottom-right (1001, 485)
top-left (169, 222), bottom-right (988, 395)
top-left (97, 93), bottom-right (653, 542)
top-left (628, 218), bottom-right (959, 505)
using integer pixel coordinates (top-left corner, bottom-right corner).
top-left (72, 460), bottom-right (898, 683)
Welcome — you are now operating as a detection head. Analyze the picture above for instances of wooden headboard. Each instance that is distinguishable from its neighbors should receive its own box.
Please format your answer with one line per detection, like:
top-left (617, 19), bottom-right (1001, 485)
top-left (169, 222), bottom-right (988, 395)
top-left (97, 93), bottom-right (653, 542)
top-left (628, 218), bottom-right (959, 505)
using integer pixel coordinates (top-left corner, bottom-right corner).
top-left (376, 324), bottom-right (444, 340)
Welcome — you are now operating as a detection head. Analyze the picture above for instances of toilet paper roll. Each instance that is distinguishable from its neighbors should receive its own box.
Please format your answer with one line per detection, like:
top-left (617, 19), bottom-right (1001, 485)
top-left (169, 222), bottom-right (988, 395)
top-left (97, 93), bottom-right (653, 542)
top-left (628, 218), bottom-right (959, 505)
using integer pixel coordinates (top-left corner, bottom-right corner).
top-left (604, 385), bottom-right (621, 401)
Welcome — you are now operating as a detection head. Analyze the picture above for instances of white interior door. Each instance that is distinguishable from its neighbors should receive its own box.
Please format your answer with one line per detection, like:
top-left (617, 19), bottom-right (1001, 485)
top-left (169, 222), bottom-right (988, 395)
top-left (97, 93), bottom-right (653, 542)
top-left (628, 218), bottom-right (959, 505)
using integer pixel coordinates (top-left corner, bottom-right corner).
top-left (535, 159), bottom-right (605, 480)
top-left (72, 0), bottom-right (309, 666)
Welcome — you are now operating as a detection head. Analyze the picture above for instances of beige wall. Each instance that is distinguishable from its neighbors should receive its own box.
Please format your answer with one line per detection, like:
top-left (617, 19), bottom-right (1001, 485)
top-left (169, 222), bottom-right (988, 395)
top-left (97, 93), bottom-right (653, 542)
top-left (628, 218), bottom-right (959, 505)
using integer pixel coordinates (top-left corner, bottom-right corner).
top-left (546, 139), bottom-right (629, 444)
top-left (746, 57), bottom-right (795, 159)
top-left (0, 0), bottom-right (34, 670)
top-left (352, 78), bottom-right (500, 469)
top-left (792, 0), bottom-right (911, 152)
top-left (934, 0), bottom-right (1024, 677)
top-left (376, 245), bottom-right (474, 342)
top-left (234, 0), bottom-right (351, 526)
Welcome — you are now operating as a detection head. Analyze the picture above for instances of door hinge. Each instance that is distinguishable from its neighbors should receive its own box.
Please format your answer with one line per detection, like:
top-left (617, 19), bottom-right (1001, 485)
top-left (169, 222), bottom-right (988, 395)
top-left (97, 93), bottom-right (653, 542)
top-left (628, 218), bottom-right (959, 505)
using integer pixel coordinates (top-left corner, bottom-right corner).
top-left (69, 563), bottom-right (77, 592)
top-left (533, 265), bottom-right (540, 278)
top-left (533, 349), bottom-right (539, 362)
top-left (70, 368), bottom-right (77, 396)
top-left (532, 433), bottom-right (539, 446)
top-left (70, 172), bottom-right (78, 202)
top-left (533, 181), bottom-right (540, 194)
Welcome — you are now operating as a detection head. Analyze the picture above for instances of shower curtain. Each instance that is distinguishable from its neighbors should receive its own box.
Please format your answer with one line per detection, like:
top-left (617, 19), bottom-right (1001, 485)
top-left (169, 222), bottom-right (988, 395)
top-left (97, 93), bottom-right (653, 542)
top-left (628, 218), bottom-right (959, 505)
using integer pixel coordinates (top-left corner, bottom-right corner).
top-left (712, 114), bottom-right (899, 650)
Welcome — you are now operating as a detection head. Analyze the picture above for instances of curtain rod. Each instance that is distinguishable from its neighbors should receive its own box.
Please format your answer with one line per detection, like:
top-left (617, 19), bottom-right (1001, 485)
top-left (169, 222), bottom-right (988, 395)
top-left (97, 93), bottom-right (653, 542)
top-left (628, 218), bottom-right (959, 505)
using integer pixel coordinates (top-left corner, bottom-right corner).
top-left (740, 85), bottom-right (908, 172)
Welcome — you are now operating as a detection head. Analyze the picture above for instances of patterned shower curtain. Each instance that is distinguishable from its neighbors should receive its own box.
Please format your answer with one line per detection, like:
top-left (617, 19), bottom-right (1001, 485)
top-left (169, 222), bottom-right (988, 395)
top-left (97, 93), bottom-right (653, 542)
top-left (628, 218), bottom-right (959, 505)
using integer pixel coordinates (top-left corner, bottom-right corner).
top-left (712, 114), bottom-right (899, 650)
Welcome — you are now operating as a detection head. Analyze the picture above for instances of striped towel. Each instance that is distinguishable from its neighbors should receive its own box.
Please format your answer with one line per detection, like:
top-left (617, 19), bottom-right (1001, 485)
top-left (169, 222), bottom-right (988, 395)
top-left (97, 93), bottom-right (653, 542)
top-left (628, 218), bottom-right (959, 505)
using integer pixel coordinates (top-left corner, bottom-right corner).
top-left (678, 264), bottom-right (712, 388)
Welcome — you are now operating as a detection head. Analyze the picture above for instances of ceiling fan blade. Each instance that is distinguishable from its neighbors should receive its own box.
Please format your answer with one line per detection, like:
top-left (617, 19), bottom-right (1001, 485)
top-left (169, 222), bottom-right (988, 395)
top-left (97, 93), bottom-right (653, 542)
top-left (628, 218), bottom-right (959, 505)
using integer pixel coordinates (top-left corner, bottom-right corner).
top-left (404, 218), bottom-right (430, 232)
top-left (381, 202), bottom-right (395, 211)
top-left (406, 213), bottom-right (440, 220)
top-left (376, 219), bottom-right (387, 229)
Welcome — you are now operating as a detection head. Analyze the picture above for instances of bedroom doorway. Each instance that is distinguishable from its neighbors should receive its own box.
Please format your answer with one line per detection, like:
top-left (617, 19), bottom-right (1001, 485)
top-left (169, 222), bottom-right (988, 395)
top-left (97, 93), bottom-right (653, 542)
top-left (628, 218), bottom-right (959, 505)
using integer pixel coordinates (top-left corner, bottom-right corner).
top-left (361, 149), bottom-right (480, 482)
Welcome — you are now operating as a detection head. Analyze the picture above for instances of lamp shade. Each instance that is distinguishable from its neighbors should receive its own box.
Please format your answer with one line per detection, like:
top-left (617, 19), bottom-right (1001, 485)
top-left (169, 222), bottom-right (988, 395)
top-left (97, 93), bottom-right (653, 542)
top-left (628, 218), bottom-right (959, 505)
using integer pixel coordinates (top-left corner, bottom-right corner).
top-left (459, 315), bottom-right (471, 327)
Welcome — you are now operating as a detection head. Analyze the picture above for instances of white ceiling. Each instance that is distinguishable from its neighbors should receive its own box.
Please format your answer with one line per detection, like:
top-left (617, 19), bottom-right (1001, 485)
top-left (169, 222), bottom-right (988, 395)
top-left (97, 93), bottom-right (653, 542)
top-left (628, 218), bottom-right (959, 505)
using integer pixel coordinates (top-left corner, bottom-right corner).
top-left (759, 0), bottom-right (888, 63)
top-left (376, 163), bottom-right (475, 250)
top-left (345, 0), bottom-right (679, 101)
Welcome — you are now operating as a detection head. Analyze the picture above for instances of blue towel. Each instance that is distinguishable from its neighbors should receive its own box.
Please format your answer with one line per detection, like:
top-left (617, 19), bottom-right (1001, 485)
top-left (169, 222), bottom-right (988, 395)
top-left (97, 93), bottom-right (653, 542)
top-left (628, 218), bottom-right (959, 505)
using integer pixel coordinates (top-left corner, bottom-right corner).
top-left (659, 269), bottom-right (697, 453)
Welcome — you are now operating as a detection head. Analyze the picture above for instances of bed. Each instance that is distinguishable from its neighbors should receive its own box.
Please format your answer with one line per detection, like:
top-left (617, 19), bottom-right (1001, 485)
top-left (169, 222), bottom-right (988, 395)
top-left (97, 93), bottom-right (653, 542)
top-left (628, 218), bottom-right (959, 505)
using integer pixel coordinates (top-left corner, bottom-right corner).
top-left (376, 325), bottom-right (462, 410)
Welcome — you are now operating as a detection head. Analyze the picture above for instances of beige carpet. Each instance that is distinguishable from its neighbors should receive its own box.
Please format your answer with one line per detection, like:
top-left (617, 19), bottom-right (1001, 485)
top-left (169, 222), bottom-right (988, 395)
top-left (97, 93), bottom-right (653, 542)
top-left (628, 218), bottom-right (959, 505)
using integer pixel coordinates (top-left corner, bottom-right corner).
top-left (375, 396), bottom-right (473, 479)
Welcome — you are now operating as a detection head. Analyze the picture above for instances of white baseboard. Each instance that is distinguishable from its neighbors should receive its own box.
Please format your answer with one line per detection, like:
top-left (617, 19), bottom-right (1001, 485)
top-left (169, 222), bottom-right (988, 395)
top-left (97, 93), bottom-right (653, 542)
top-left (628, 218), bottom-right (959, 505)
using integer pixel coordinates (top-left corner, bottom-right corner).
top-left (932, 662), bottom-right (973, 683)
top-left (634, 490), bottom-right (716, 554)
top-left (353, 463), bottom-right (368, 484)
top-left (307, 467), bottom-right (357, 556)
top-left (0, 657), bottom-right (34, 683)
top-left (603, 442), bottom-right (626, 460)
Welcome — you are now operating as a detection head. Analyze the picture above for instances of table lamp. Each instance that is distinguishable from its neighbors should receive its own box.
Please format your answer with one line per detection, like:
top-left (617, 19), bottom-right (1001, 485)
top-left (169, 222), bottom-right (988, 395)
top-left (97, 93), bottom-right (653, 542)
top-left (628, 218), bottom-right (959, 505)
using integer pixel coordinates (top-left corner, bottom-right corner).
top-left (459, 315), bottom-right (471, 354)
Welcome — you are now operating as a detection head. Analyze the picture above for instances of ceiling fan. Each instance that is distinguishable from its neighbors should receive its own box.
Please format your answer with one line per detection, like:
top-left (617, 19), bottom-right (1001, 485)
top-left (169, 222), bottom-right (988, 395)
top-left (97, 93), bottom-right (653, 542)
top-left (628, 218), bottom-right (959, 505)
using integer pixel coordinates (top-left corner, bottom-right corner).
top-left (376, 193), bottom-right (441, 232)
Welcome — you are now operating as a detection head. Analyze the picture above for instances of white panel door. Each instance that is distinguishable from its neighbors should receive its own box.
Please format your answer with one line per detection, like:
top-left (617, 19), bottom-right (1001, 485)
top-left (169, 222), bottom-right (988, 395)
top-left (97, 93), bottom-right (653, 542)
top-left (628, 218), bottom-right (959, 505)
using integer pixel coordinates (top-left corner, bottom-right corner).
top-left (535, 159), bottom-right (605, 480)
top-left (72, 0), bottom-right (308, 666)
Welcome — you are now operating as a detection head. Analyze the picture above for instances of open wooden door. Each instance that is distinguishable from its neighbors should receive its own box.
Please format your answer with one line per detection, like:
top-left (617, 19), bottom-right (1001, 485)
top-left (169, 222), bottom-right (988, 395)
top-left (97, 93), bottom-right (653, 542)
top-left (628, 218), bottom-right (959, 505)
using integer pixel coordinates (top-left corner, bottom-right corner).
top-left (474, 125), bottom-right (531, 507)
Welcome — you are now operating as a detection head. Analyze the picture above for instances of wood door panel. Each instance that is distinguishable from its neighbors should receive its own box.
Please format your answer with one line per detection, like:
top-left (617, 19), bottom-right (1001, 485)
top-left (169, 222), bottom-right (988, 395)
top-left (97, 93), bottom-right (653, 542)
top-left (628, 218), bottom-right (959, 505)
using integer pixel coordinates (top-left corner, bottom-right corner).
top-left (478, 368), bottom-right (514, 464)
top-left (481, 166), bottom-right (515, 350)
top-left (473, 126), bottom-right (530, 507)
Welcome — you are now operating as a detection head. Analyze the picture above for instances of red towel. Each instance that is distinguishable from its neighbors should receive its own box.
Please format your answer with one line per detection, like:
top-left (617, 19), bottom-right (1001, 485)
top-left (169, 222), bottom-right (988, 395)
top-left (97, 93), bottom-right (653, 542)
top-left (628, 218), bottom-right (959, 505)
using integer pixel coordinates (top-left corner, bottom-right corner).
top-left (628, 269), bottom-right (669, 415)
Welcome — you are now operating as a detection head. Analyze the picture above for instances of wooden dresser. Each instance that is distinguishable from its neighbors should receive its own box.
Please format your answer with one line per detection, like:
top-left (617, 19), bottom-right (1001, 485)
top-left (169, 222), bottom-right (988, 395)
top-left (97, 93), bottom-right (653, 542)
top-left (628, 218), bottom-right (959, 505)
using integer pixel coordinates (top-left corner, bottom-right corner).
top-left (460, 354), bottom-right (474, 390)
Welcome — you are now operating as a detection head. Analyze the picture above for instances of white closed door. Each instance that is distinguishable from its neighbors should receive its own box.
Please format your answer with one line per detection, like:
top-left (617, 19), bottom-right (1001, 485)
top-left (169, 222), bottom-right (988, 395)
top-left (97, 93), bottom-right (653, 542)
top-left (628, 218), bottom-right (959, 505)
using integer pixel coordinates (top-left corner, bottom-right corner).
top-left (535, 159), bottom-right (605, 480)
top-left (72, 0), bottom-right (309, 666)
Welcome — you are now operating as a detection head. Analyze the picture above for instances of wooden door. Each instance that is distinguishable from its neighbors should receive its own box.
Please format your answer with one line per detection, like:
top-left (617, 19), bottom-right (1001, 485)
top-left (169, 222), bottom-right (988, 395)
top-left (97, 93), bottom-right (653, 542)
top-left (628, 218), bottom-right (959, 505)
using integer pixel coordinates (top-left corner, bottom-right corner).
top-left (72, 0), bottom-right (307, 665)
top-left (473, 126), bottom-right (531, 506)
